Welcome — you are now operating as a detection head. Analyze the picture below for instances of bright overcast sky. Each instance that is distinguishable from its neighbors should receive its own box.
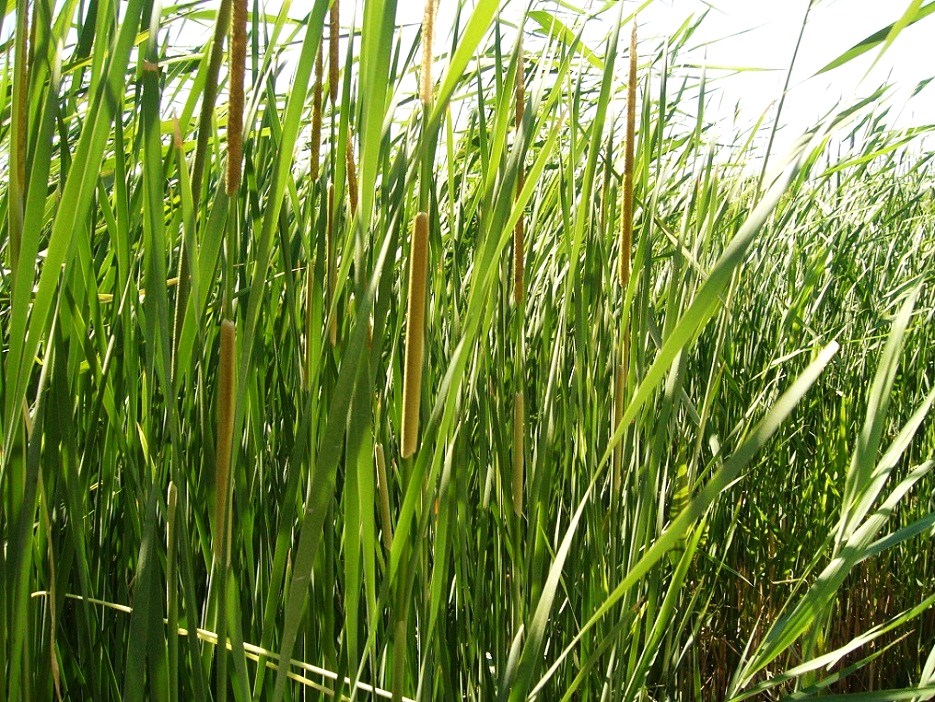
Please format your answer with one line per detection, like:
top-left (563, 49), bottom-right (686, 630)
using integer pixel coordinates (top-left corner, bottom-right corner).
top-left (394, 0), bottom-right (935, 160)
top-left (635, 0), bottom-right (935, 155)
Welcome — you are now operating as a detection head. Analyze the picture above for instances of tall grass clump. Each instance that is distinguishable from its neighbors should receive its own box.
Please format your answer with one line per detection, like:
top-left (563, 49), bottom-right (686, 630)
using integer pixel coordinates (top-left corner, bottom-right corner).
top-left (1, 0), bottom-right (934, 700)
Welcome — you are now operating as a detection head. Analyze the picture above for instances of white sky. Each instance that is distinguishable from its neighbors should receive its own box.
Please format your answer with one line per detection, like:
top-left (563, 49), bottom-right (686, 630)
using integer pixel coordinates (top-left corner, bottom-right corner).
top-left (633, 0), bottom-right (935, 156)
top-left (385, 0), bottom-right (935, 162)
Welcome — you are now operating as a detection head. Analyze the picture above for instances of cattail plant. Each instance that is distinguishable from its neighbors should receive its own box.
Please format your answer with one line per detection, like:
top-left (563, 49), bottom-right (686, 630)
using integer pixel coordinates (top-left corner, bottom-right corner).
top-left (173, 0), bottom-right (233, 376)
top-left (215, 0), bottom-right (245, 563)
top-left (401, 0), bottom-right (436, 461)
top-left (401, 212), bottom-right (429, 458)
top-left (613, 23), bottom-right (638, 492)
top-left (212, 315), bottom-right (237, 702)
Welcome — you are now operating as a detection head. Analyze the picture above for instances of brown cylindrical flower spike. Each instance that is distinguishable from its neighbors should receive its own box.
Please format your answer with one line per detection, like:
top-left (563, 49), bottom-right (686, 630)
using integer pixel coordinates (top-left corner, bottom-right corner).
top-left (226, 0), bottom-right (247, 196)
top-left (346, 141), bottom-right (359, 216)
top-left (330, 0), bottom-right (340, 105)
top-left (311, 43), bottom-right (324, 182)
top-left (421, 0), bottom-right (436, 106)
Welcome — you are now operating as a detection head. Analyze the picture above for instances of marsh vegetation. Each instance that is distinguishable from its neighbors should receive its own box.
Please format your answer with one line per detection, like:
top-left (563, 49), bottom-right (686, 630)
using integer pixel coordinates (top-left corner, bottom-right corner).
top-left (1, 0), bottom-right (934, 699)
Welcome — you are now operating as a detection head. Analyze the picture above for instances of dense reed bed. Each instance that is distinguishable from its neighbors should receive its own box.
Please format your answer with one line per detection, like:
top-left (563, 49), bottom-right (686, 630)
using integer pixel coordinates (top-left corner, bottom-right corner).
top-left (1, 0), bottom-right (934, 699)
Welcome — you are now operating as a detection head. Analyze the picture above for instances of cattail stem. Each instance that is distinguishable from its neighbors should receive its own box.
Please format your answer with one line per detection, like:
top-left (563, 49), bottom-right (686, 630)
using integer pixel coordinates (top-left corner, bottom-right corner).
top-left (327, 184), bottom-right (338, 345)
top-left (375, 444), bottom-right (394, 550)
top-left (420, 0), bottom-right (435, 106)
top-left (311, 43), bottom-right (324, 182)
top-left (614, 25), bottom-right (637, 494)
top-left (171, 119), bottom-right (193, 381)
top-left (612, 356), bottom-right (626, 492)
top-left (401, 212), bottom-right (429, 458)
top-left (619, 23), bottom-right (637, 289)
top-left (514, 34), bottom-right (525, 129)
top-left (391, 610), bottom-right (408, 701)
top-left (513, 34), bottom-right (525, 307)
top-left (303, 267), bottom-right (314, 390)
top-left (226, 0), bottom-right (247, 196)
top-left (215, 319), bottom-right (236, 563)
top-left (192, 0), bottom-right (233, 205)
top-left (513, 189), bottom-right (525, 303)
top-left (166, 482), bottom-right (179, 702)
top-left (512, 390), bottom-right (525, 516)
top-left (600, 131), bottom-right (613, 234)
